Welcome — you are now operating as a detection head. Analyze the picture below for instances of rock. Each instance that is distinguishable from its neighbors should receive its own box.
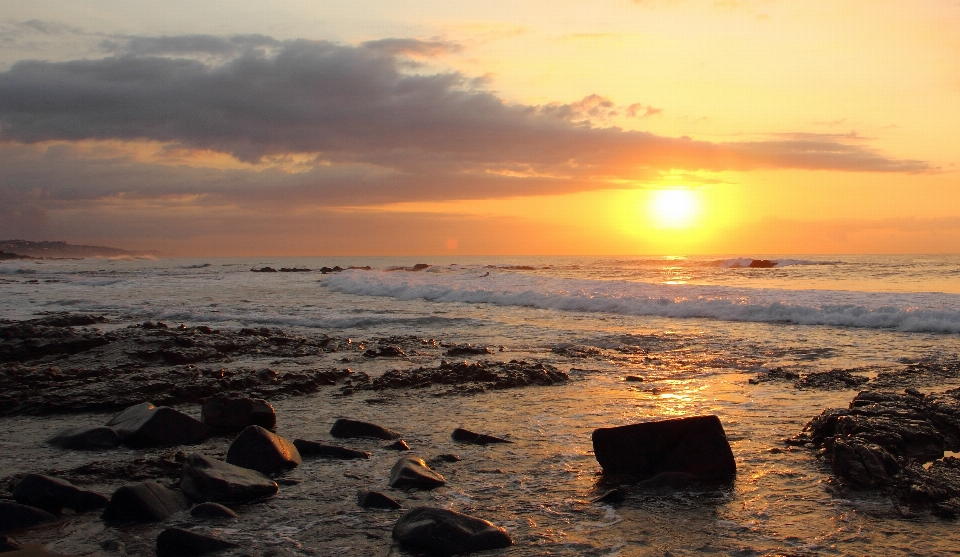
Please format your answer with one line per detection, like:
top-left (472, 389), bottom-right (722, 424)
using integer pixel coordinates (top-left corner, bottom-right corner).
top-left (794, 369), bottom-right (870, 390)
top-left (592, 415), bottom-right (737, 481)
top-left (386, 439), bottom-right (410, 451)
top-left (330, 418), bottom-right (400, 440)
top-left (748, 367), bottom-right (800, 385)
top-left (357, 490), bottom-right (402, 509)
top-left (45, 426), bottom-right (121, 450)
top-left (592, 487), bottom-right (626, 503)
top-left (180, 454), bottom-right (278, 503)
top-left (451, 428), bottom-right (511, 445)
top-left (100, 481), bottom-right (190, 523)
top-left (0, 502), bottom-right (56, 533)
top-left (411, 264), bottom-right (429, 271)
top-left (635, 471), bottom-right (700, 490)
top-left (831, 439), bottom-right (900, 488)
top-left (624, 376), bottom-right (643, 382)
top-left (748, 259), bottom-right (777, 268)
top-left (364, 346), bottom-right (406, 358)
top-left (99, 539), bottom-right (124, 552)
top-left (250, 267), bottom-right (277, 272)
top-left (1, 544), bottom-right (78, 557)
top-left (201, 396), bottom-right (276, 430)
top-left (430, 454), bottom-right (462, 464)
top-left (190, 502), bottom-right (238, 519)
top-left (1, 536), bottom-right (22, 552)
top-left (156, 528), bottom-right (238, 557)
top-left (292, 439), bottom-right (370, 460)
top-left (443, 345), bottom-right (493, 357)
top-left (106, 403), bottom-right (211, 447)
top-left (225, 425), bottom-right (301, 474)
top-left (12, 475), bottom-right (109, 514)
top-left (389, 456), bottom-right (446, 490)
top-left (392, 507), bottom-right (512, 556)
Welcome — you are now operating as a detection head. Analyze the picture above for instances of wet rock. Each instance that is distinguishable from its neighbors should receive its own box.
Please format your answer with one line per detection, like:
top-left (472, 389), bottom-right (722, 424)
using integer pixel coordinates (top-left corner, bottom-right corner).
top-left (190, 502), bottom-right (238, 519)
top-left (386, 439), bottom-right (410, 451)
top-left (392, 506), bottom-right (512, 556)
top-left (180, 454), bottom-right (278, 503)
top-left (367, 360), bottom-right (568, 392)
top-left (748, 367), bottom-right (800, 385)
top-left (592, 415), bottom-right (737, 481)
top-left (1, 545), bottom-right (78, 557)
top-left (250, 267), bottom-right (276, 272)
top-left (0, 502), bottom-right (56, 533)
top-left (430, 454), bottom-right (462, 464)
top-left (292, 439), bottom-right (370, 460)
top-left (451, 428), bottom-right (511, 445)
top-left (363, 346), bottom-right (406, 358)
top-left (12, 475), bottom-right (109, 514)
top-left (389, 456), bottom-right (446, 490)
top-left (624, 376), bottom-right (643, 382)
top-left (106, 403), bottom-right (211, 447)
top-left (225, 425), bottom-right (301, 474)
top-left (831, 439), bottom-right (900, 488)
top-left (100, 481), bottom-right (189, 523)
top-left (592, 487), bottom-right (626, 503)
top-left (443, 344), bottom-right (493, 357)
top-left (551, 345), bottom-right (603, 358)
top-left (748, 259), bottom-right (777, 268)
top-left (0, 536), bottom-right (21, 552)
top-left (357, 490), bottom-right (402, 509)
top-left (330, 418), bottom-right (400, 440)
top-left (635, 471), bottom-right (700, 490)
top-left (794, 369), bottom-right (869, 390)
top-left (46, 426), bottom-right (121, 450)
top-left (156, 528), bottom-right (238, 557)
top-left (202, 396), bottom-right (276, 430)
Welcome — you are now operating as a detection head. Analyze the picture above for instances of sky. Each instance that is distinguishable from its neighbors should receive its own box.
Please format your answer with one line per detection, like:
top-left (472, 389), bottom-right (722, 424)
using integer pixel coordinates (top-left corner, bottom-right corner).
top-left (0, 0), bottom-right (958, 256)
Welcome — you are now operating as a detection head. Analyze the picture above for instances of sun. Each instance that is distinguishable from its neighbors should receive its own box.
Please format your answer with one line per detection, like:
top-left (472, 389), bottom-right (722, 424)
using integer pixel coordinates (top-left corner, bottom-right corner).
top-left (650, 189), bottom-right (700, 228)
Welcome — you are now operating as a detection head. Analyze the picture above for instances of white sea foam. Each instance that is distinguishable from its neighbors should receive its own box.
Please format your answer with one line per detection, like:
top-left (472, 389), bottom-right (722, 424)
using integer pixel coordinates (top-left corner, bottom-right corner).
top-left (323, 269), bottom-right (960, 333)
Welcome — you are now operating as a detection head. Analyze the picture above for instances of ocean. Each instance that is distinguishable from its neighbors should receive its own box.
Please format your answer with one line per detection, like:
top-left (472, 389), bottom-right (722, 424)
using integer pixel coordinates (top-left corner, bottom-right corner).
top-left (2, 254), bottom-right (960, 555)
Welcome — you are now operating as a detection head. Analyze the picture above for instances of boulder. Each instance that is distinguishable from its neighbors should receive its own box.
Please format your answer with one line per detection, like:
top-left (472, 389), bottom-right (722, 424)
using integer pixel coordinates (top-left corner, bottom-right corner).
top-left (292, 439), bottom-right (370, 460)
top-left (201, 396), bottom-right (276, 430)
top-left (451, 428), bottom-right (511, 445)
top-left (46, 426), bottom-right (121, 450)
top-left (180, 454), bottom-right (278, 503)
top-left (156, 528), bottom-right (238, 557)
top-left (592, 415), bottom-right (736, 480)
top-left (100, 481), bottom-right (190, 523)
top-left (357, 490), bottom-right (402, 509)
top-left (105, 402), bottom-right (211, 447)
top-left (190, 502), bottom-right (238, 519)
top-left (389, 456), bottom-right (446, 490)
top-left (225, 426), bottom-right (301, 474)
top-left (0, 502), bottom-right (56, 533)
top-left (12, 475), bottom-right (109, 514)
top-left (392, 507), bottom-right (512, 556)
top-left (330, 418), bottom-right (399, 440)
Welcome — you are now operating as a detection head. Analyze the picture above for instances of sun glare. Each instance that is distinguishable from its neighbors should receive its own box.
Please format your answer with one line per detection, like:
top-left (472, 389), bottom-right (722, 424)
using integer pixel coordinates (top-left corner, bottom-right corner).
top-left (650, 189), bottom-right (699, 228)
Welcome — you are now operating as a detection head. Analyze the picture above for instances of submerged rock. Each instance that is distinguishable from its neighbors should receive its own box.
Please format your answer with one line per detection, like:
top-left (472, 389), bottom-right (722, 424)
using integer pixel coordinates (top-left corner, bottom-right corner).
top-left (592, 415), bottom-right (736, 481)
top-left (443, 344), bottom-right (493, 357)
top-left (357, 489), bottom-right (402, 509)
top-left (592, 487), bottom-right (627, 504)
top-left (748, 367), bottom-right (800, 385)
top-left (190, 502), bottom-right (238, 519)
top-left (367, 360), bottom-right (568, 392)
top-left (100, 481), bottom-right (189, 523)
top-left (389, 456), bottom-right (446, 490)
top-left (0, 502), bottom-right (56, 533)
top-left (794, 369), bottom-right (870, 390)
top-left (12, 475), bottom-right (109, 514)
top-left (106, 403), bottom-right (211, 447)
top-left (392, 507), bottom-right (512, 556)
top-left (201, 396), bottom-right (276, 430)
top-left (180, 454), bottom-right (278, 503)
top-left (156, 528), bottom-right (238, 557)
top-left (451, 428), bottom-right (511, 445)
top-left (330, 418), bottom-right (400, 440)
top-left (225, 426), bottom-right (301, 474)
top-left (292, 439), bottom-right (370, 460)
top-left (46, 426), bottom-right (121, 450)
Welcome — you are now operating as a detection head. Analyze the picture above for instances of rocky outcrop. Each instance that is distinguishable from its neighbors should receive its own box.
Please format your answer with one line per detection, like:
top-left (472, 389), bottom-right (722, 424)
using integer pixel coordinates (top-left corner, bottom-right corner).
top-left (46, 426), bottom-right (121, 450)
top-left (363, 360), bottom-right (568, 392)
top-left (201, 396), bottom-right (276, 430)
top-left (451, 428), bottom-right (511, 445)
top-left (12, 475), bottom-right (108, 514)
top-left (388, 456), bottom-right (446, 490)
top-left (592, 415), bottom-right (736, 481)
top-left (292, 439), bottom-right (370, 459)
top-left (330, 419), bottom-right (400, 440)
top-left (100, 481), bottom-right (189, 523)
top-left (106, 403), bottom-right (211, 447)
top-left (179, 454), bottom-right (278, 503)
top-left (156, 528), bottom-right (238, 557)
top-left (392, 507), bottom-right (512, 556)
top-left (225, 426), bottom-right (301, 474)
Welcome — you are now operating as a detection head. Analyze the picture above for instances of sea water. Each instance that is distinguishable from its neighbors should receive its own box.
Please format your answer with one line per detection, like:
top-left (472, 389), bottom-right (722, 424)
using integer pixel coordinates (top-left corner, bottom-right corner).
top-left (2, 254), bottom-right (960, 555)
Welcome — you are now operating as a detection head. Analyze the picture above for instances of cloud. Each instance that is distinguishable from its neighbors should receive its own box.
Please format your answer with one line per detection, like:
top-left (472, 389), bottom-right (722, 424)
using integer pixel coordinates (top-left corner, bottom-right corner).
top-left (626, 103), bottom-right (663, 118)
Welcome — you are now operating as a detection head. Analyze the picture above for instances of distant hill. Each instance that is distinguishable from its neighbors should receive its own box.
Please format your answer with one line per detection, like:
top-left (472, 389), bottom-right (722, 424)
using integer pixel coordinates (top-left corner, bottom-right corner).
top-left (0, 240), bottom-right (159, 259)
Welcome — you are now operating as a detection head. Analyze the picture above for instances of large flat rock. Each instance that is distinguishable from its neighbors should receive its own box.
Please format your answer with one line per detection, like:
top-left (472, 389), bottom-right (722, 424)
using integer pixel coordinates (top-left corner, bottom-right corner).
top-left (180, 453), bottom-right (278, 503)
top-left (392, 507), bottom-right (512, 556)
top-left (106, 402), bottom-right (211, 447)
top-left (225, 426), bottom-right (300, 474)
top-left (100, 481), bottom-right (190, 523)
top-left (12, 474), bottom-right (109, 514)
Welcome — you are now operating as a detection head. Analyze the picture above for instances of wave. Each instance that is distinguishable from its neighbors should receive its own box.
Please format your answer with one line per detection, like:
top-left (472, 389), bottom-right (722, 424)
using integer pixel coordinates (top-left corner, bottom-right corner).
top-left (322, 270), bottom-right (960, 334)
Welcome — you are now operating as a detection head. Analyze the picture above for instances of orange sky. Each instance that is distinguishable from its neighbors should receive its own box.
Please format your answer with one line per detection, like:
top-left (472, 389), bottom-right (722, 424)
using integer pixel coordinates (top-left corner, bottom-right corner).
top-left (0, 0), bottom-right (957, 255)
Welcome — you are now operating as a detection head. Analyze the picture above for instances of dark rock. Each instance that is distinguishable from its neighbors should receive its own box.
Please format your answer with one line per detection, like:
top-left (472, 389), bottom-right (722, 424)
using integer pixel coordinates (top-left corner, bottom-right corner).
top-left (12, 475), bottom-right (109, 514)
top-left (748, 259), bottom-right (777, 268)
top-left (46, 426), bottom-right (121, 450)
top-left (748, 367), bottom-right (800, 385)
top-left (431, 454), bottom-right (462, 463)
top-left (106, 403), bottom-right (211, 447)
top-left (330, 418), bottom-right (400, 440)
top-left (190, 502), bottom-right (238, 519)
top-left (292, 439), bottom-right (370, 460)
top-left (225, 425), bottom-right (301, 474)
top-left (1, 545), bottom-right (78, 557)
top-left (831, 439), bottom-right (900, 488)
top-left (364, 346), bottom-right (406, 358)
top-left (411, 264), bottom-right (430, 271)
top-left (794, 369), bottom-right (870, 390)
top-left (278, 268), bottom-right (310, 272)
top-left (201, 396), bottom-right (276, 430)
top-left (156, 528), bottom-right (238, 557)
top-left (443, 345), bottom-right (493, 357)
top-left (0, 502), bottom-right (56, 533)
top-left (592, 487), bottom-right (626, 503)
top-left (624, 376), bottom-right (643, 382)
top-left (635, 471), bottom-right (700, 490)
top-left (592, 415), bottom-right (736, 480)
top-left (250, 267), bottom-right (277, 272)
top-left (451, 428), bottom-right (511, 445)
top-left (386, 439), bottom-right (410, 451)
top-left (389, 456), bottom-right (446, 490)
top-left (0, 536), bottom-right (21, 552)
top-left (392, 507), bottom-right (512, 556)
top-left (357, 490), bottom-right (402, 509)
top-left (366, 360), bottom-right (568, 392)
top-left (100, 481), bottom-right (189, 523)
top-left (180, 454), bottom-right (278, 503)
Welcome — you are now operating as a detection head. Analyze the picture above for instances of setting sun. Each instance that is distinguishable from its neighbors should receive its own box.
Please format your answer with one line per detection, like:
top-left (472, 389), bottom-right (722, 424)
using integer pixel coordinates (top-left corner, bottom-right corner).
top-left (650, 189), bottom-right (700, 229)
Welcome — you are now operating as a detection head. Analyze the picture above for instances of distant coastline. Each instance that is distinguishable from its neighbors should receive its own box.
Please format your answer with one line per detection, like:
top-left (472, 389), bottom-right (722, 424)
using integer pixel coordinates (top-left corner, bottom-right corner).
top-left (0, 240), bottom-right (159, 260)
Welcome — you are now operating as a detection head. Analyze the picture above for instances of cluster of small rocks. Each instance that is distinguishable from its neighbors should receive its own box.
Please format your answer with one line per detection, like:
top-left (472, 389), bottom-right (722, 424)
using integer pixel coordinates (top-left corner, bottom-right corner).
top-left (350, 360), bottom-right (568, 394)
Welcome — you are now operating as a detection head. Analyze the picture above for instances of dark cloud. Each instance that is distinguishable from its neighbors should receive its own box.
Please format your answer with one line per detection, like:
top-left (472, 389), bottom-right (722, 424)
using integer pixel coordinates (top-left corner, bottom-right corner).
top-left (360, 38), bottom-right (461, 57)
top-left (100, 34), bottom-right (282, 58)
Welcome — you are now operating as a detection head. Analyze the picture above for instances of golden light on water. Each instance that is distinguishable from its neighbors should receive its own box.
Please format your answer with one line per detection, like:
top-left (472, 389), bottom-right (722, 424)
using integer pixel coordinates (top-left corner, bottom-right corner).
top-left (650, 189), bottom-right (700, 229)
